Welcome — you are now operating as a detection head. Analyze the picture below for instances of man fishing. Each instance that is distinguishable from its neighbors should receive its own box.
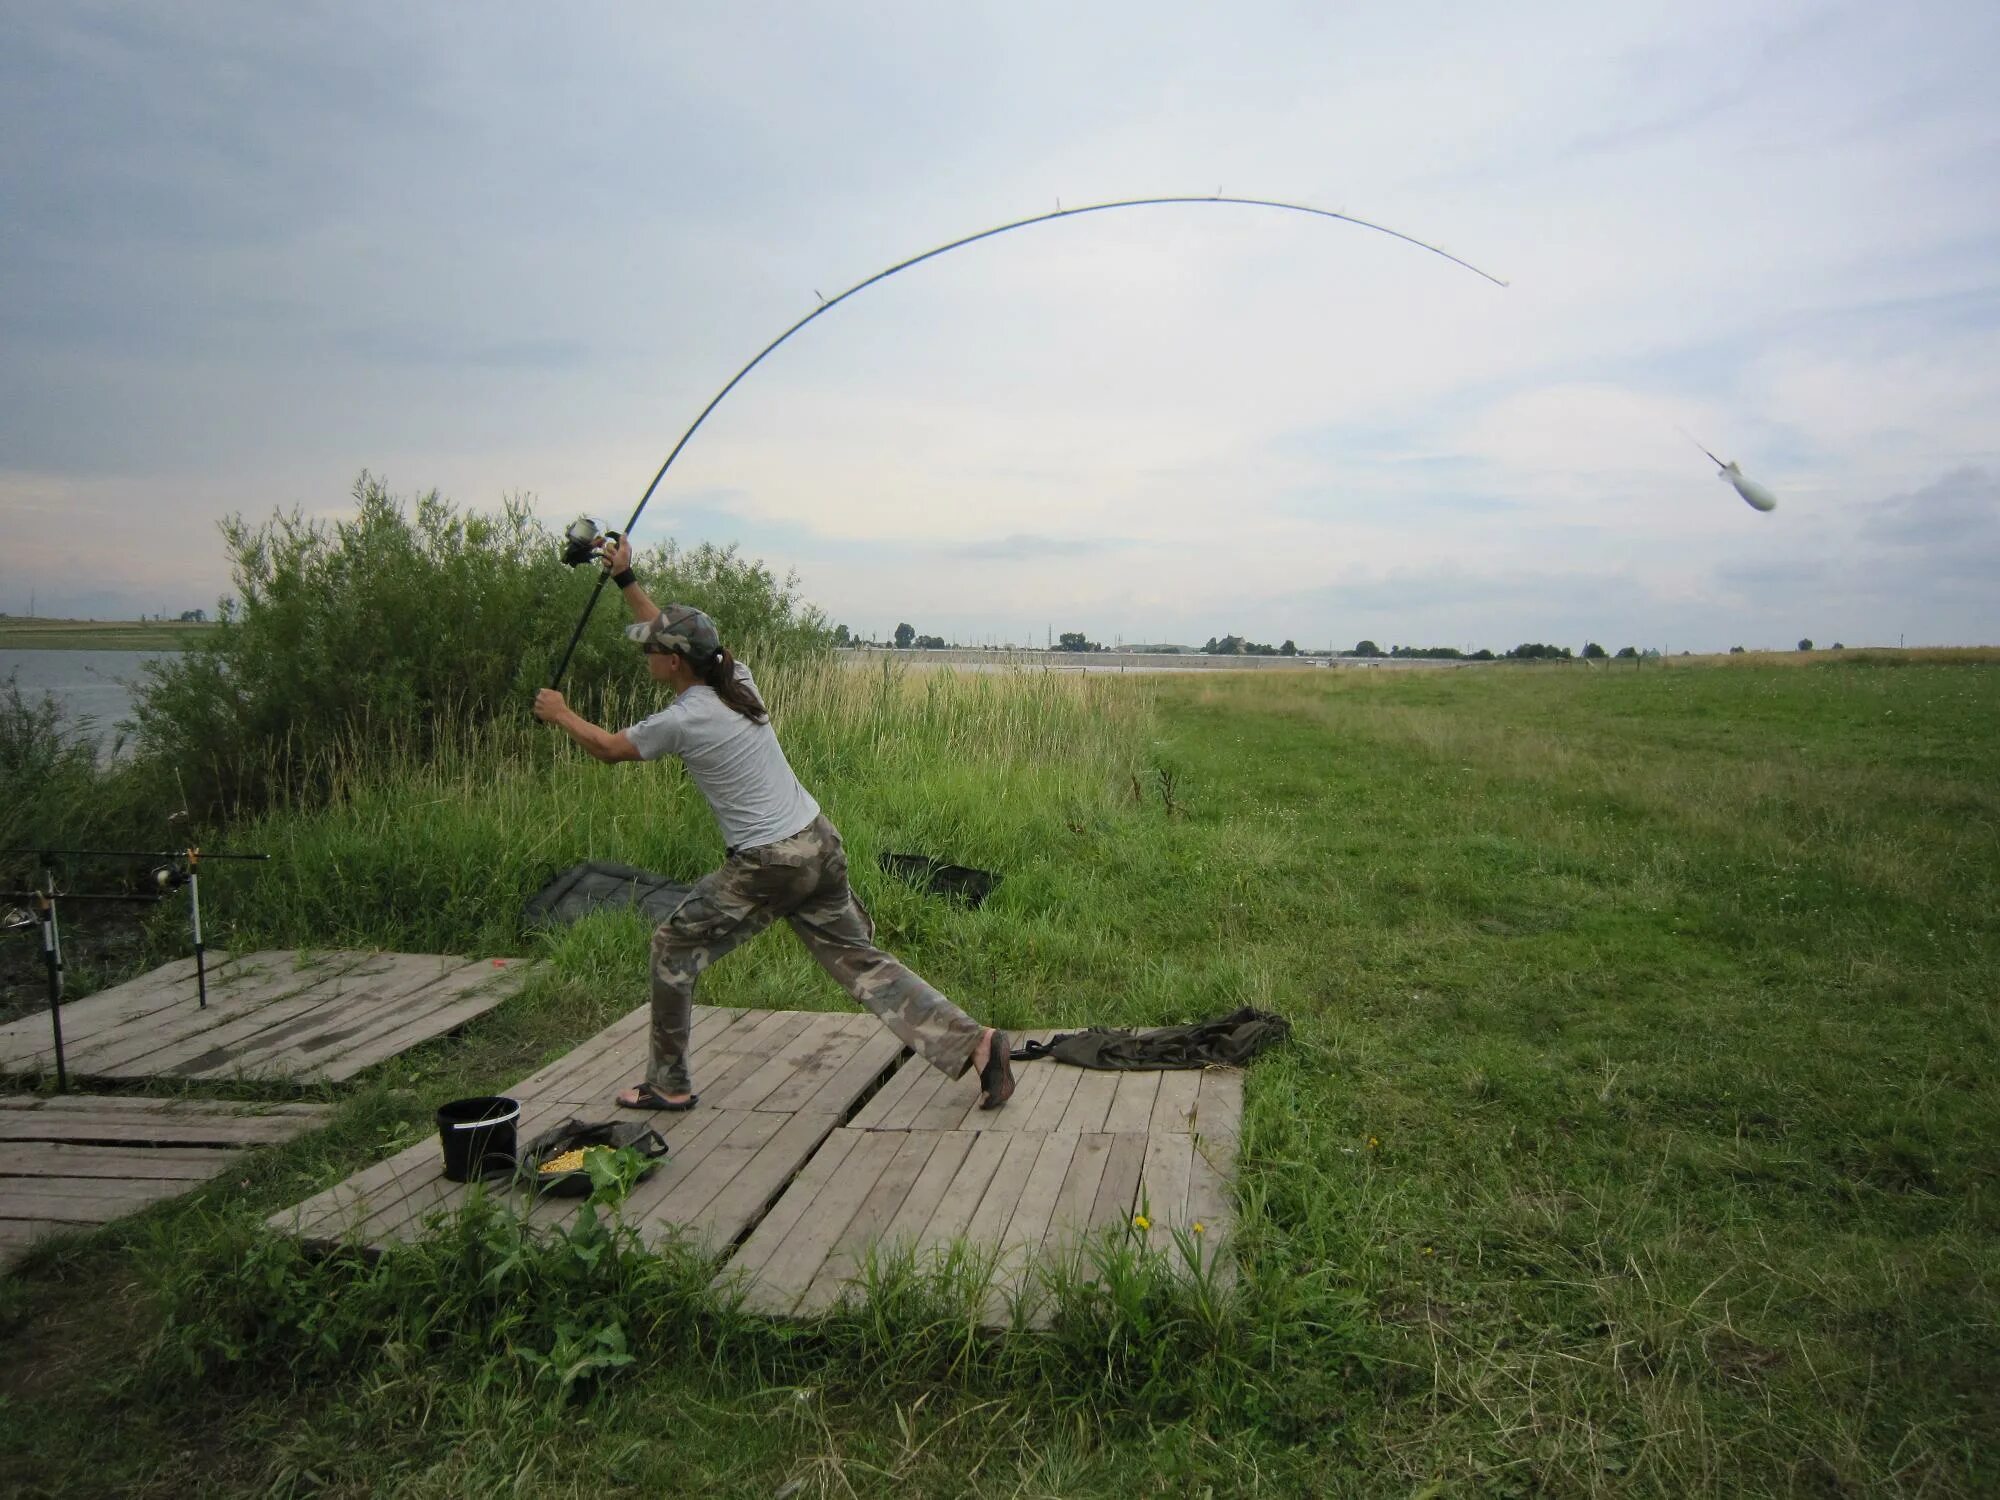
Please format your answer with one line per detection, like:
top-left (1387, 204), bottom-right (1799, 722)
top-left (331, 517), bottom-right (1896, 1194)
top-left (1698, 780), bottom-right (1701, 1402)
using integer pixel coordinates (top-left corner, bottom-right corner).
top-left (531, 536), bottom-right (1014, 1112)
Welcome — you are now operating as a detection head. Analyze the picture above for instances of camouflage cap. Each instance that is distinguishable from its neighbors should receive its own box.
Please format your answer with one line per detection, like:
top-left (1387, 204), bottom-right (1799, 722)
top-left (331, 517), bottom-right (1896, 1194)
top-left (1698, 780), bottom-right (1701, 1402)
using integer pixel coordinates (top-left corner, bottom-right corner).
top-left (626, 605), bottom-right (722, 664)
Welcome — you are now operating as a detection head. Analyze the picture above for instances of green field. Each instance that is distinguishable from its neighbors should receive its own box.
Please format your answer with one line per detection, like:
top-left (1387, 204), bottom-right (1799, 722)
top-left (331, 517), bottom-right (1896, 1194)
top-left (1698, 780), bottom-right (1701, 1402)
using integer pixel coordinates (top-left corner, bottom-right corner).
top-left (0, 616), bottom-right (216, 650)
top-left (3, 659), bottom-right (1996, 1496)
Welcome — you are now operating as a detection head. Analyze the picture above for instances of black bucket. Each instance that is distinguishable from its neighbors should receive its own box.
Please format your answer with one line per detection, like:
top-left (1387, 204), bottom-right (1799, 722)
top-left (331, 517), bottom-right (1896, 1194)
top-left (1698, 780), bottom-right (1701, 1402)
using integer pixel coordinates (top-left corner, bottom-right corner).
top-left (436, 1095), bottom-right (520, 1183)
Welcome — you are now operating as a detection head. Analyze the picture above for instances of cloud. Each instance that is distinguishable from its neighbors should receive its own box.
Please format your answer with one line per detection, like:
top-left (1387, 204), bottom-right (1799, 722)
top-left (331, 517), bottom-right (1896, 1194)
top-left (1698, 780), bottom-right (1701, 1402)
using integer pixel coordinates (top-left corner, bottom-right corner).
top-left (940, 534), bottom-right (1127, 561)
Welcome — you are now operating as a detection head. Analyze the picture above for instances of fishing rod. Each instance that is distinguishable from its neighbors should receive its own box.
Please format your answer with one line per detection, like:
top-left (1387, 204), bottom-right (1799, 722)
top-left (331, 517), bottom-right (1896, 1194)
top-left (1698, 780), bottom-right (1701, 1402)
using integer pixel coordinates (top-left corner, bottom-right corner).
top-left (548, 193), bottom-right (1509, 688)
top-left (5, 843), bottom-right (272, 1010)
top-left (0, 873), bottom-right (162, 1093)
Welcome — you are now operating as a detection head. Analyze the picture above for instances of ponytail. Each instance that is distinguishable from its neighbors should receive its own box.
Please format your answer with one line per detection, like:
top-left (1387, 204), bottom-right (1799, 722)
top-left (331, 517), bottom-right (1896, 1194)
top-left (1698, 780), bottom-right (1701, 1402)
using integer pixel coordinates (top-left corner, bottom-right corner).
top-left (700, 646), bottom-right (768, 723)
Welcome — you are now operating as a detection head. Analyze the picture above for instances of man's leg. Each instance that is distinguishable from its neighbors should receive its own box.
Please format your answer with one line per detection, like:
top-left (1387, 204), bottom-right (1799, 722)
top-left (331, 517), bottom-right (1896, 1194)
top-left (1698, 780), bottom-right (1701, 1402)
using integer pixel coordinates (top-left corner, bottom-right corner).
top-left (641, 863), bottom-right (780, 1100)
top-left (785, 821), bottom-right (985, 1078)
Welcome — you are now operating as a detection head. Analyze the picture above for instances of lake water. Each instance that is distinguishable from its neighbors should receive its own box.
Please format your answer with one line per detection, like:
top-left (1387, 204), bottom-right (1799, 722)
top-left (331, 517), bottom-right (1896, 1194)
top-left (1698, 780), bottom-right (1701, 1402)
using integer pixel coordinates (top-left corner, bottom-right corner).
top-left (0, 649), bottom-right (176, 756)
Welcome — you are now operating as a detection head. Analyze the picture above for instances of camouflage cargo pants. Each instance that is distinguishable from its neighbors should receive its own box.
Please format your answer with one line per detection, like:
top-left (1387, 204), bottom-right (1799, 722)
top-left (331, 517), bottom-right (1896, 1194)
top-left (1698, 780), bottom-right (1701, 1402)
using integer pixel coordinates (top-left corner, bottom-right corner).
top-left (648, 814), bottom-right (985, 1095)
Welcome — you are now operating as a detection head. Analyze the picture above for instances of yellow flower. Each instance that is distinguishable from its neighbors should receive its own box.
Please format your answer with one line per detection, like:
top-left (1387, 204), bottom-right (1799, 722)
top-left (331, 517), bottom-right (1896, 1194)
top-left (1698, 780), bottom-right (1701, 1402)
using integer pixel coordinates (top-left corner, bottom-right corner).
top-left (1132, 1214), bottom-right (1151, 1231)
top-left (1192, 1221), bottom-right (1206, 1234)
top-left (1421, 1246), bottom-right (1435, 1257)
top-left (1366, 1135), bottom-right (1380, 1150)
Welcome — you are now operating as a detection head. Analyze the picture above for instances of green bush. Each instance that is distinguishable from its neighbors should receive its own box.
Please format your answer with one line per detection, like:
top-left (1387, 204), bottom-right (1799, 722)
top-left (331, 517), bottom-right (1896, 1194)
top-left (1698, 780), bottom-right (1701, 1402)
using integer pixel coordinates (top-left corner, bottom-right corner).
top-left (0, 674), bottom-right (161, 854)
top-left (130, 473), bottom-right (831, 821)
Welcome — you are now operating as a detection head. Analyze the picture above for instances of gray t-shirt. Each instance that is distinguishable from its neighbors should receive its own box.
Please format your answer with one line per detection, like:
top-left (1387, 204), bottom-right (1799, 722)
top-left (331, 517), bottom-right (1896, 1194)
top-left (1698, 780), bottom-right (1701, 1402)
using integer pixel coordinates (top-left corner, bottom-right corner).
top-left (623, 664), bottom-right (820, 850)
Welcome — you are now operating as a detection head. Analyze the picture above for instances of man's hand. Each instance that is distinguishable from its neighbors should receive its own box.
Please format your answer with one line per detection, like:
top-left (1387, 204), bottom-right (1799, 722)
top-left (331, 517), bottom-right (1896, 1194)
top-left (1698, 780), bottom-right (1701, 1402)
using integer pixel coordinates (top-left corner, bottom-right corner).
top-left (533, 688), bottom-right (568, 723)
top-left (599, 535), bottom-right (634, 577)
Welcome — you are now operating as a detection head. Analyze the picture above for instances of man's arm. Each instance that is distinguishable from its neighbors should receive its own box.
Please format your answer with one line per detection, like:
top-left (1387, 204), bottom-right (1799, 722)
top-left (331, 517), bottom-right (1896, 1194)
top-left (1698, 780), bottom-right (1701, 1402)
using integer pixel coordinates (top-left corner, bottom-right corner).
top-left (532, 689), bottom-right (642, 762)
top-left (598, 535), bottom-right (660, 625)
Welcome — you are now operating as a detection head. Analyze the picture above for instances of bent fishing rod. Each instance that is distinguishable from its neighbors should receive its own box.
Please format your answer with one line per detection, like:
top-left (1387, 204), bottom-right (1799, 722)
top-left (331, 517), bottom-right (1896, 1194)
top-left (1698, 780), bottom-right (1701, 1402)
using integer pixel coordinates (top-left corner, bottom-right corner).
top-left (548, 193), bottom-right (1508, 688)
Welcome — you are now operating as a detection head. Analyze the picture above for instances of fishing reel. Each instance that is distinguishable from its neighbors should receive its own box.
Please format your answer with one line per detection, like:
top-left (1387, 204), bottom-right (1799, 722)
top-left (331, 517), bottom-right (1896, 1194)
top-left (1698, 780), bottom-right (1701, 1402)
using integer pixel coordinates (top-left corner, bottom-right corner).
top-left (561, 517), bottom-right (622, 568)
top-left (151, 853), bottom-right (196, 892)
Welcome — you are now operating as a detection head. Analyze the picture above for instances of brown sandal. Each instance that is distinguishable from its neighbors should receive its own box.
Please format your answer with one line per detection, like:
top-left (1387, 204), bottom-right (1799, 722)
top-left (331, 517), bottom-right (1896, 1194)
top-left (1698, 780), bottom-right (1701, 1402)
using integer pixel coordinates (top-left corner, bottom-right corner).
top-left (978, 1030), bottom-right (1015, 1110)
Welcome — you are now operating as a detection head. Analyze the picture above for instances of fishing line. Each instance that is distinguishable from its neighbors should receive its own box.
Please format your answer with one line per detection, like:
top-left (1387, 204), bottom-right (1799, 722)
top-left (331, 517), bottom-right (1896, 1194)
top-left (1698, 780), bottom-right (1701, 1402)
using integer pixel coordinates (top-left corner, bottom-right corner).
top-left (548, 194), bottom-right (1508, 687)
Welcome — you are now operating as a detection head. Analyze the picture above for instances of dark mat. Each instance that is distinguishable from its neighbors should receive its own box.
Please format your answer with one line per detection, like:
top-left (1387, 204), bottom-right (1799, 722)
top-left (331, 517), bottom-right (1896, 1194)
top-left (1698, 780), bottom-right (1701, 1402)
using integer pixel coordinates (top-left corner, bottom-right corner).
top-left (877, 852), bottom-right (1002, 909)
top-left (522, 861), bottom-right (695, 930)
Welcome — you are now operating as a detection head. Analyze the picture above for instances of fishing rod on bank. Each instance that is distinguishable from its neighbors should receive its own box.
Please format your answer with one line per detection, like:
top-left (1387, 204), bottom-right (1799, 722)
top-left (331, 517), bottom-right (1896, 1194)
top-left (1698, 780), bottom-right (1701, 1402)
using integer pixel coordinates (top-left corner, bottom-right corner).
top-left (3, 839), bottom-right (272, 1013)
top-left (546, 193), bottom-right (1509, 689)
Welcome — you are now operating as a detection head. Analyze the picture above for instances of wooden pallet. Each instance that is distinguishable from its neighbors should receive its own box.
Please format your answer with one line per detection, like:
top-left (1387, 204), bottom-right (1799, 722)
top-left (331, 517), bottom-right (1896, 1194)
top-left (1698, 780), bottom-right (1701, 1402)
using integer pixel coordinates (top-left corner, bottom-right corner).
top-left (271, 1007), bottom-right (1245, 1328)
top-left (0, 1093), bottom-right (334, 1272)
top-left (730, 1041), bottom-right (1242, 1325)
top-left (0, 951), bottom-right (531, 1086)
top-left (269, 1004), bottom-right (905, 1257)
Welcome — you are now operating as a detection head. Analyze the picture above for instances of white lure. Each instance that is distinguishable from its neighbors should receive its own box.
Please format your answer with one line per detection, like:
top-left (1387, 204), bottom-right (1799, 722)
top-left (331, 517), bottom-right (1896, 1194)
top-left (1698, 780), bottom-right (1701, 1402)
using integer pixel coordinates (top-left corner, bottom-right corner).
top-left (1682, 430), bottom-right (1777, 511)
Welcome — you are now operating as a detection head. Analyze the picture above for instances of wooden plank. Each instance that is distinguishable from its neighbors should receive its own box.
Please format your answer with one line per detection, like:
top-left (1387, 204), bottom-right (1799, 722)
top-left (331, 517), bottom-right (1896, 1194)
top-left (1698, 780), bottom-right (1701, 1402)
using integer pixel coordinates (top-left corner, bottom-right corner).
top-left (95, 953), bottom-right (454, 1079)
top-left (0, 954), bottom-right (233, 1064)
top-left (726, 1127), bottom-right (862, 1281)
top-left (58, 953), bottom-right (382, 1074)
top-left (617, 1110), bottom-right (787, 1225)
top-left (707, 1011), bottom-right (851, 1112)
top-left (797, 1130), bottom-right (942, 1314)
top-left (1184, 1137), bottom-right (1235, 1284)
top-left (1099, 1072), bottom-right (1163, 1134)
top-left (1087, 1132), bottom-right (1147, 1233)
top-left (0, 1112), bottom-right (324, 1149)
top-left (865, 1055), bottom-right (959, 1131)
top-left (981, 1130), bottom-right (1080, 1326)
top-left (1017, 1065), bottom-right (1082, 1134)
top-left (1056, 1069), bottom-right (1119, 1133)
top-left (1, 1095), bottom-right (325, 1118)
top-left (875, 1130), bottom-right (975, 1255)
top-left (1193, 1066), bottom-right (1243, 1149)
top-left (910, 1130), bottom-right (1012, 1260)
top-left (739, 1129), bottom-right (905, 1315)
top-left (0, 1142), bottom-right (238, 1181)
top-left (1138, 1132), bottom-right (1194, 1253)
top-left (1040, 1131), bottom-right (1114, 1260)
top-left (958, 1132), bottom-right (1044, 1285)
top-left (1149, 1070), bottom-right (1203, 1134)
top-left (0, 1176), bottom-right (192, 1220)
top-left (845, 1053), bottom-right (932, 1130)
top-left (798, 1028), bottom-right (905, 1116)
top-left (748, 1013), bottom-right (875, 1112)
top-left (678, 1108), bottom-right (846, 1253)
top-left (242, 959), bottom-right (529, 1082)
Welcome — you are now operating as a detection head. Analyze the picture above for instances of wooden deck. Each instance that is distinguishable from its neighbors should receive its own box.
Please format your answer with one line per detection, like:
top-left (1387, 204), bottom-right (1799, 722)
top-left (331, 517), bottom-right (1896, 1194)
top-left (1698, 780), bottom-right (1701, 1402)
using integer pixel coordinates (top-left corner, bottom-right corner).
top-left (272, 1005), bottom-right (1244, 1328)
top-left (1, 1093), bottom-right (334, 1272)
top-left (271, 1004), bottom-right (906, 1256)
top-left (731, 1043), bottom-right (1241, 1323)
top-left (0, 950), bottom-right (531, 1086)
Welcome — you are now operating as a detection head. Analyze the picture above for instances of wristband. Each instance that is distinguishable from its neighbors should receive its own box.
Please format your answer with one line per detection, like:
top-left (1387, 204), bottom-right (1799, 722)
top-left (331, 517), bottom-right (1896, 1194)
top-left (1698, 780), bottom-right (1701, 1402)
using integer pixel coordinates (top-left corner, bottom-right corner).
top-left (611, 568), bottom-right (636, 589)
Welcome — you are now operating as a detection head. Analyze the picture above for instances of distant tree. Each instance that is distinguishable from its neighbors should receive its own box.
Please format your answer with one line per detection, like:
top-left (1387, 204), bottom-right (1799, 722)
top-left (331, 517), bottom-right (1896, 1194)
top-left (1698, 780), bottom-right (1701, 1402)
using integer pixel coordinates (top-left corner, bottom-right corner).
top-left (1471, 648), bottom-right (1495, 661)
top-left (894, 622), bottom-right (915, 649)
top-left (831, 623), bottom-right (850, 646)
top-left (917, 634), bottom-right (947, 649)
top-left (1797, 638), bottom-right (1813, 652)
top-left (1729, 645), bottom-right (1747, 654)
top-left (1352, 639), bottom-right (1383, 658)
top-left (1506, 643), bottom-right (1572, 661)
top-left (177, 608), bottom-right (207, 623)
top-left (1614, 646), bottom-right (1639, 659)
top-left (1057, 631), bottom-right (1100, 652)
top-left (1831, 641), bottom-right (1845, 650)
top-left (1581, 641), bottom-right (1608, 659)
top-left (1279, 639), bottom-right (1298, 656)
top-left (1204, 634), bottom-right (1247, 655)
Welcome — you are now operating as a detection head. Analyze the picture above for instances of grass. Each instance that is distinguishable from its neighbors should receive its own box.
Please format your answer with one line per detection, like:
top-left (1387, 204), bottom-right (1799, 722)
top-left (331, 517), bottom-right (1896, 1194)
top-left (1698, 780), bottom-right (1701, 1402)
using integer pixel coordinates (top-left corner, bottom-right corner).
top-left (0, 617), bottom-right (216, 651)
top-left (2, 655), bottom-right (1996, 1496)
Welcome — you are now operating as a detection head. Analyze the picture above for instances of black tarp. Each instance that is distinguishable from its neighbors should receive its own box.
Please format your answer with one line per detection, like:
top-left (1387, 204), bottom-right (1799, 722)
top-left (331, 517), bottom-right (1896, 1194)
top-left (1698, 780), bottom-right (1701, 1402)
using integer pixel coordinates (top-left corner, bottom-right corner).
top-left (1009, 1007), bottom-right (1291, 1070)
top-left (522, 861), bottom-right (695, 930)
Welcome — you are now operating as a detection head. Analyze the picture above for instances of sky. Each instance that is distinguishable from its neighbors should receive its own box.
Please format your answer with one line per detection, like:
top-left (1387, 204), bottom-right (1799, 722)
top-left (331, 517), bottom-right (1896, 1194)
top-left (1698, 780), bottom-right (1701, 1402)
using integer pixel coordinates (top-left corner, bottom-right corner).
top-left (3, 1), bottom-right (1997, 652)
